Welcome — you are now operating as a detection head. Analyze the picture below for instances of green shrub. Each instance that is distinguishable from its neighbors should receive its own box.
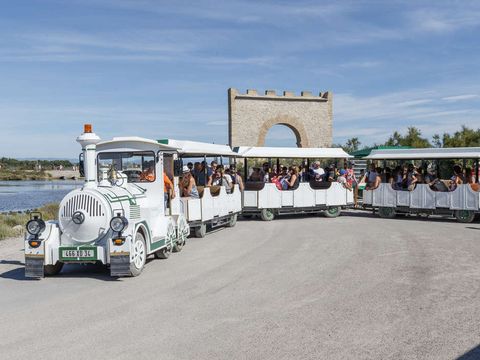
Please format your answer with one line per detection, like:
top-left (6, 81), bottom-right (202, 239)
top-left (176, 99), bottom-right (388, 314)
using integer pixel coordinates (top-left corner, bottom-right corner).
top-left (0, 203), bottom-right (59, 240)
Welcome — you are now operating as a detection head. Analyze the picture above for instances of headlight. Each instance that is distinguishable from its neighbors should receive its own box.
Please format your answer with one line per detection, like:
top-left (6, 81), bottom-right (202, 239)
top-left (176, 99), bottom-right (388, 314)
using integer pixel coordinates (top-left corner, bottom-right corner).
top-left (26, 218), bottom-right (46, 236)
top-left (110, 216), bottom-right (128, 233)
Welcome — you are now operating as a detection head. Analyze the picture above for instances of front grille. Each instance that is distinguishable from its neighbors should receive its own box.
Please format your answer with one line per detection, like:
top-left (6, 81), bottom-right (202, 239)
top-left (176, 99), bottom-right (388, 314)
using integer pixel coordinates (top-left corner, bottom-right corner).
top-left (61, 194), bottom-right (105, 218)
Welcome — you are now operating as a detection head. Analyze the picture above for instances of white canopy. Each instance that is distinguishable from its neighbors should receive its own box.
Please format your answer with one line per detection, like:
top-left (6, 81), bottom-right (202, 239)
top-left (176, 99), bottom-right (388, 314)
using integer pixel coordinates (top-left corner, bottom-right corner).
top-left (97, 137), bottom-right (178, 152)
top-left (365, 147), bottom-right (480, 160)
top-left (234, 146), bottom-right (352, 159)
top-left (159, 139), bottom-right (238, 157)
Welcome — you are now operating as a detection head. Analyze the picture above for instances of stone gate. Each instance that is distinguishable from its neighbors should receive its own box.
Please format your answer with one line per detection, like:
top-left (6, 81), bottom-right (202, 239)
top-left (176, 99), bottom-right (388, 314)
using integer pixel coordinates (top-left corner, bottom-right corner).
top-left (228, 88), bottom-right (333, 148)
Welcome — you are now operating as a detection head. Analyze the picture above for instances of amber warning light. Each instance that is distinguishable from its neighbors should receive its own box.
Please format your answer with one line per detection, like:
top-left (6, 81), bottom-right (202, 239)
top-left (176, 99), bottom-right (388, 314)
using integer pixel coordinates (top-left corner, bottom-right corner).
top-left (84, 124), bottom-right (92, 133)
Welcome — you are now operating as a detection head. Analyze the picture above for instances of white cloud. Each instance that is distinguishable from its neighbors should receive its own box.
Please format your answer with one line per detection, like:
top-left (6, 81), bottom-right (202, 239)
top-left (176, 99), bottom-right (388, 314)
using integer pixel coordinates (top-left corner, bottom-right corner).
top-left (442, 94), bottom-right (479, 102)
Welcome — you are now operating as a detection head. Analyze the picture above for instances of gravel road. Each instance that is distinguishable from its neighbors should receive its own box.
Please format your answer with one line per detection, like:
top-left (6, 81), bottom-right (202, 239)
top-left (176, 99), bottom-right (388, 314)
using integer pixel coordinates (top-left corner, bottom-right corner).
top-left (1, 212), bottom-right (480, 360)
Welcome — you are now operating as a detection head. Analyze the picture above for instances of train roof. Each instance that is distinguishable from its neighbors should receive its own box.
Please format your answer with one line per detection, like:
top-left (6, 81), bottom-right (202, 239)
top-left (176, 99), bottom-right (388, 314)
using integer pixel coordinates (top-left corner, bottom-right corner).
top-left (365, 147), bottom-right (480, 160)
top-left (234, 146), bottom-right (352, 159)
top-left (97, 137), bottom-right (178, 152)
top-left (158, 139), bottom-right (238, 157)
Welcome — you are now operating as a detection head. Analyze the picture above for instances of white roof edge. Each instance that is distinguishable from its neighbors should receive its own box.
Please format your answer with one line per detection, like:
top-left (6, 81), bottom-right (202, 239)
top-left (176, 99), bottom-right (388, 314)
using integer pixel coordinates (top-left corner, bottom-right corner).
top-left (365, 147), bottom-right (480, 159)
top-left (161, 139), bottom-right (238, 157)
top-left (234, 146), bottom-right (353, 158)
top-left (97, 136), bottom-right (178, 150)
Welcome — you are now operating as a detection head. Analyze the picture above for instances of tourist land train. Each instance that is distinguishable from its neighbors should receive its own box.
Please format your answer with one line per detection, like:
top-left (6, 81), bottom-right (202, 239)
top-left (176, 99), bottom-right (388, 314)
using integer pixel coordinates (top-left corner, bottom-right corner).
top-left (23, 125), bottom-right (480, 278)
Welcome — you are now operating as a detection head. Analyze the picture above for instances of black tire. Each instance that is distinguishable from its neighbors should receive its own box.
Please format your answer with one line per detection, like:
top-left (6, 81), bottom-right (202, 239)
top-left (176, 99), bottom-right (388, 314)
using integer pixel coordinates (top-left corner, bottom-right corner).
top-left (155, 246), bottom-right (171, 259)
top-left (44, 262), bottom-right (63, 276)
top-left (260, 209), bottom-right (275, 221)
top-left (324, 206), bottom-right (341, 218)
top-left (455, 210), bottom-right (475, 223)
top-left (378, 207), bottom-right (397, 219)
top-left (130, 232), bottom-right (147, 276)
top-left (173, 230), bottom-right (186, 253)
top-left (194, 224), bottom-right (207, 238)
top-left (226, 214), bottom-right (238, 227)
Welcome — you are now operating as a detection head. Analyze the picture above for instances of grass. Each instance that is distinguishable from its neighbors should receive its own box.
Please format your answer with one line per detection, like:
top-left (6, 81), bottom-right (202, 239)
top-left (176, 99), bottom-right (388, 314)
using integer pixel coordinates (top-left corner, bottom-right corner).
top-left (0, 170), bottom-right (51, 180)
top-left (0, 203), bottom-right (59, 240)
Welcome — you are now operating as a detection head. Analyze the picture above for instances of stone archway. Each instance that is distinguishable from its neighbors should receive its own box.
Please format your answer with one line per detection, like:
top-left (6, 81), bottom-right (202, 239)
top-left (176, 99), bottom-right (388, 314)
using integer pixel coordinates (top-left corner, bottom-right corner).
top-left (228, 88), bottom-right (332, 149)
top-left (257, 116), bottom-right (309, 148)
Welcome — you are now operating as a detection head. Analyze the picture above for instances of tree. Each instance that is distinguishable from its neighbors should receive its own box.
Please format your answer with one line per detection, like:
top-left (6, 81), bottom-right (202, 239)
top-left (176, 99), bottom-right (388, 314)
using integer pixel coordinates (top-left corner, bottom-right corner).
top-left (432, 134), bottom-right (442, 148)
top-left (343, 137), bottom-right (361, 153)
top-left (442, 125), bottom-right (480, 147)
top-left (384, 127), bottom-right (431, 148)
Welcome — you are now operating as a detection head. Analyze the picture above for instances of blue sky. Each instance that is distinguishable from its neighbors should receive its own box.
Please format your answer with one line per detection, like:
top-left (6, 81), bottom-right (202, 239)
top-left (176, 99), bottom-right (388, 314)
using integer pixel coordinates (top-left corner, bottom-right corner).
top-left (1, 0), bottom-right (480, 157)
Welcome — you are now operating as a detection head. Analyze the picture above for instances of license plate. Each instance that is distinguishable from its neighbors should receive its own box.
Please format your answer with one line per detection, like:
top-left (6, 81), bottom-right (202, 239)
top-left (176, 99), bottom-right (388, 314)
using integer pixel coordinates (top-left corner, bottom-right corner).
top-left (60, 247), bottom-right (97, 261)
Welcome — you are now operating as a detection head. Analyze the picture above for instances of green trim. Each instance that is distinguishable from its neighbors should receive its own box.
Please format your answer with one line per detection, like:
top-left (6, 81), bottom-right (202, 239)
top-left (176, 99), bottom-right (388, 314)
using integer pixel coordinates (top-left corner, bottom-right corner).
top-left (157, 139), bottom-right (169, 145)
top-left (150, 238), bottom-right (165, 250)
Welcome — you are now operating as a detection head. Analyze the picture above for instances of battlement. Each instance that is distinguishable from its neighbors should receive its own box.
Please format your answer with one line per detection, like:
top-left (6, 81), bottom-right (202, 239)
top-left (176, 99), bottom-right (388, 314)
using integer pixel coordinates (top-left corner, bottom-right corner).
top-left (228, 87), bottom-right (333, 148)
top-left (230, 88), bottom-right (330, 100)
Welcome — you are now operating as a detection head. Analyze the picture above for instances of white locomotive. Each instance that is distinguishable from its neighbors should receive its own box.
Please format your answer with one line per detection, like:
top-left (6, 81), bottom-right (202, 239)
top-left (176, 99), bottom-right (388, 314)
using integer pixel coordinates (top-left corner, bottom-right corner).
top-left (24, 125), bottom-right (189, 278)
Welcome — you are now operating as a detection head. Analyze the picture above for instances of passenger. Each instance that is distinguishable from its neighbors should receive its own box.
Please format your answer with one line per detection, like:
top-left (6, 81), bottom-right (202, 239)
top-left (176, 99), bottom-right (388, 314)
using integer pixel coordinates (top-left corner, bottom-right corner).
top-left (212, 166), bottom-right (233, 193)
top-left (406, 164), bottom-right (418, 191)
top-left (425, 167), bottom-right (448, 192)
top-left (249, 167), bottom-right (263, 182)
top-left (449, 165), bottom-right (464, 191)
top-left (310, 161), bottom-right (325, 182)
top-left (286, 166), bottom-right (300, 190)
top-left (465, 168), bottom-right (474, 184)
top-left (140, 161), bottom-right (155, 182)
top-left (382, 167), bottom-right (392, 183)
top-left (228, 164), bottom-right (244, 191)
top-left (163, 172), bottom-right (175, 209)
top-left (324, 165), bottom-right (335, 182)
top-left (261, 162), bottom-right (272, 182)
top-left (416, 167), bottom-right (424, 184)
top-left (465, 167), bottom-right (480, 191)
top-left (344, 162), bottom-right (357, 202)
top-left (337, 169), bottom-right (352, 191)
top-left (391, 166), bottom-right (404, 190)
top-left (365, 164), bottom-right (378, 189)
top-left (196, 161), bottom-right (213, 187)
top-left (180, 166), bottom-right (199, 198)
top-left (210, 161), bottom-right (218, 173)
top-left (187, 162), bottom-right (194, 171)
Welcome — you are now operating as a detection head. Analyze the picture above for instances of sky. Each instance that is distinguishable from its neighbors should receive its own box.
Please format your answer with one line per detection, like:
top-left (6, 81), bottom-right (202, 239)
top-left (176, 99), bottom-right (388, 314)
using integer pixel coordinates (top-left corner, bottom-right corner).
top-left (0, 0), bottom-right (480, 157)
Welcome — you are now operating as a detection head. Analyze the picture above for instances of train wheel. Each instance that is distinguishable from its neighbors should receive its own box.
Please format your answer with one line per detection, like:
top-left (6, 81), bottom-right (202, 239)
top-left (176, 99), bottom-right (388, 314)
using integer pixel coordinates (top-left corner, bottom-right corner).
top-left (260, 209), bottom-right (275, 221)
top-left (378, 207), bottom-right (397, 219)
top-left (173, 230), bottom-right (186, 253)
top-left (455, 210), bottom-right (475, 223)
top-left (130, 232), bottom-right (146, 276)
top-left (44, 262), bottom-right (64, 276)
top-left (226, 214), bottom-right (238, 227)
top-left (324, 206), bottom-right (341, 218)
top-left (155, 246), bottom-right (171, 259)
top-left (194, 223), bottom-right (207, 238)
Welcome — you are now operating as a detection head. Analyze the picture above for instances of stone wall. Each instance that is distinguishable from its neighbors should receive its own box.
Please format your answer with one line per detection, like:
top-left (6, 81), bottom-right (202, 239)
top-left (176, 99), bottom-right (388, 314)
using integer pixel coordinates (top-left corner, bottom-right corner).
top-left (228, 88), bottom-right (333, 148)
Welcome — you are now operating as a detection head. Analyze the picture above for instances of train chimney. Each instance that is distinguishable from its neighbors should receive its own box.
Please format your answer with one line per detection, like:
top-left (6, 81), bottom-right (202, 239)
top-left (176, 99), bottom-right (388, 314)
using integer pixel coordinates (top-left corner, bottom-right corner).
top-left (76, 124), bottom-right (101, 188)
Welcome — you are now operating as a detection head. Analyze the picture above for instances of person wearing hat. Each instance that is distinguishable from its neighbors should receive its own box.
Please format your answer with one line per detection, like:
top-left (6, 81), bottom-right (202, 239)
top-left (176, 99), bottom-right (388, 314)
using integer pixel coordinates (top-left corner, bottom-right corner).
top-left (337, 169), bottom-right (352, 190)
top-left (180, 165), bottom-right (199, 198)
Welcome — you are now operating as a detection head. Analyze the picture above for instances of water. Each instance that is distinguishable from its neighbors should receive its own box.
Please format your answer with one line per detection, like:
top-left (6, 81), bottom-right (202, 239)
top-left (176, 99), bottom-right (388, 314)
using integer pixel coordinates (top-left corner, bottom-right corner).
top-left (0, 180), bottom-right (83, 212)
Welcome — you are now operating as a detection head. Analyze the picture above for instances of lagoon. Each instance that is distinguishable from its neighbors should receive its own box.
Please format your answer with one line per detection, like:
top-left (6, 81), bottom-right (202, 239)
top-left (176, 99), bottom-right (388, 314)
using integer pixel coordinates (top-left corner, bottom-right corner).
top-left (0, 180), bottom-right (82, 212)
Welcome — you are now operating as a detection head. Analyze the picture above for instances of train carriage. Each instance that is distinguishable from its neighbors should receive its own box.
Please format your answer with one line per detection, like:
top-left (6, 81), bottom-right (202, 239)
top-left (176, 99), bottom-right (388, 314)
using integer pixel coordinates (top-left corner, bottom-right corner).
top-left (362, 147), bottom-right (480, 222)
top-left (159, 139), bottom-right (242, 237)
top-left (24, 125), bottom-right (189, 278)
top-left (235, 146), bottom-right (354, 220)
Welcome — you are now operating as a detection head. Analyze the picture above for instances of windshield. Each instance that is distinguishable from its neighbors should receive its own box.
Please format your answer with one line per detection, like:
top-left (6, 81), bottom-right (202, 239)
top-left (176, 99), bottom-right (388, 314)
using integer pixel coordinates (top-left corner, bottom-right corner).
top-left (97, 151), bottom-right (156, 183)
